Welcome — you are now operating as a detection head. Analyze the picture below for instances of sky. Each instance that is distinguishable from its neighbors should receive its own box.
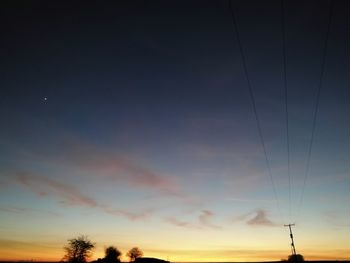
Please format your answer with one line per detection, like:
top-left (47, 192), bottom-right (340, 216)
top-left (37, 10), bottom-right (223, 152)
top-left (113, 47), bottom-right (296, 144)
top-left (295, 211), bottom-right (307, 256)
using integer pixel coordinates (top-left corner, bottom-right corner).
top-left (1, 0), bottom-right (350, 261)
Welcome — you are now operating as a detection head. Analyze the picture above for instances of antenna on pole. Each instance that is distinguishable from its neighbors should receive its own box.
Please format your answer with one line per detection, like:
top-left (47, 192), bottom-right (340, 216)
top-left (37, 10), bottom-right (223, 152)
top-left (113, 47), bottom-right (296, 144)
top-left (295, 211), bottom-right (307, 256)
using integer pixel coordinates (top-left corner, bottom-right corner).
top-left (284, 223), bottom-right (297, 256)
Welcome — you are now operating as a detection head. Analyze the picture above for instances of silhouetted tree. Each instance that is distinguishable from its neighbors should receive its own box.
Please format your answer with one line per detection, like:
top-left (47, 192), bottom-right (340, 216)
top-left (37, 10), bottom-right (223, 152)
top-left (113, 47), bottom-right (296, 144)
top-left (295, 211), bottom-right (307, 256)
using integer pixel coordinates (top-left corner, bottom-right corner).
top-left (126, 247), bottom-right (143, 262)
top-left (104, 246), bottom-right (122, 263)
top-left (288, 254), bottom-right (304, 262)
top-left (63, 235), bottom-right (95, 263)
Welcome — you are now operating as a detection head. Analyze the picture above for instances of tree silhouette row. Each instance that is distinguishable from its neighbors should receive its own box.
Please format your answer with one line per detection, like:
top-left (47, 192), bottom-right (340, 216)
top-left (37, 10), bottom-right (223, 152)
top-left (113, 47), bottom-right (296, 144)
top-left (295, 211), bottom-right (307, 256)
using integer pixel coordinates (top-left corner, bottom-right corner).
top-left (63, 235), bottom-right (143, 263)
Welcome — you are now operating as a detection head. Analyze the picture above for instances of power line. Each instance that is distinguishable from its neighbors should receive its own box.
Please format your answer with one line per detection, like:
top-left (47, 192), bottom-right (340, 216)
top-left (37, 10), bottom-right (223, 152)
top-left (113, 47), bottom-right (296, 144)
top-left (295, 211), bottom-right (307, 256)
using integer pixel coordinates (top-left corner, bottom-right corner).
top-left (228, 0), bottom-right (284, 223)
top-left (297, 0), bottom-right (334, 221)
top-left (280, 0), bottom-right (291, 222)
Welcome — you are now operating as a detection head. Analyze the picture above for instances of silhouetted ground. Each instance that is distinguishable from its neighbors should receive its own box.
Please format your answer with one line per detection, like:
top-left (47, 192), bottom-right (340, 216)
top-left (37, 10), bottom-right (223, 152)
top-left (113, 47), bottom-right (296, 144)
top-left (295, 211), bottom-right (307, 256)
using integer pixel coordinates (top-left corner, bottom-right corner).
top-left (135, 258), bottom-right (169, 263)
top-left (1, 261), bottom-right (350, 263)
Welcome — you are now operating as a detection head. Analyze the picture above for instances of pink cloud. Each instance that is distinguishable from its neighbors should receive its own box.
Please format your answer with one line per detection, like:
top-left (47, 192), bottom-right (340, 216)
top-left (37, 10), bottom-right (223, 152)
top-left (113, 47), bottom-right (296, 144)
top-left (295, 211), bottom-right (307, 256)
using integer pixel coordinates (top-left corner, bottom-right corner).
top-left (36, 138), bottom-right (183, 197)
top-left (17, 172), bottom-right (98, 207)
top-left (100, 157), bottom-right (181, 196)
top-left (3, 120), bottom-right (183, 199)
top-left (15, 172), bottom-right (154, 222)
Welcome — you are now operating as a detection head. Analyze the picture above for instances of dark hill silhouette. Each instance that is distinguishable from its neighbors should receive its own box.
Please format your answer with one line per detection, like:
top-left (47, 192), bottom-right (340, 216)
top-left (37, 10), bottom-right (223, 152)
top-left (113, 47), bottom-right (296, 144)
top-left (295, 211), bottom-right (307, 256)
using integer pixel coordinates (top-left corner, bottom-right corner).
top-left (0, 258), bottom-right (350, 263)
top-left (134, 258), bottom-right (169, 263)
top-left (89, 257), bottom-right (169, 263)
top-left (1, 261), bottom-right (350, 263)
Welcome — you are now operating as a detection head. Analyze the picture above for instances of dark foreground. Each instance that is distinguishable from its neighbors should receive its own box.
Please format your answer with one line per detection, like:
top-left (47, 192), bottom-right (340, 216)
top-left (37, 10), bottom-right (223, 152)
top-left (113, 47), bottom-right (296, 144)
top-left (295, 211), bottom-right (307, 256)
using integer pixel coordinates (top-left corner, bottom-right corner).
top-left (1, 262), bottom-right (350, 263)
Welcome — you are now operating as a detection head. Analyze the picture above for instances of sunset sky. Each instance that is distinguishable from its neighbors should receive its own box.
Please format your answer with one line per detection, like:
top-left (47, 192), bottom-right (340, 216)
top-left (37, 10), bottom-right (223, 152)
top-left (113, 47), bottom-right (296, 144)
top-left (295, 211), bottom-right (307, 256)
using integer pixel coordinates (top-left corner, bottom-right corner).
top-left (1, 0), bottom-right (350, 261)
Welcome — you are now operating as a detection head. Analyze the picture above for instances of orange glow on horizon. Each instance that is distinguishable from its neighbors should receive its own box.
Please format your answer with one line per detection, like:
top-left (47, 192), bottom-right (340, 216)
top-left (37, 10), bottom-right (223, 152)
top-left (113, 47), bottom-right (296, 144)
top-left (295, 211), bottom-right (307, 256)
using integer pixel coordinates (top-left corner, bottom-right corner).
top-left (1, 244), bottom-right (350, 262)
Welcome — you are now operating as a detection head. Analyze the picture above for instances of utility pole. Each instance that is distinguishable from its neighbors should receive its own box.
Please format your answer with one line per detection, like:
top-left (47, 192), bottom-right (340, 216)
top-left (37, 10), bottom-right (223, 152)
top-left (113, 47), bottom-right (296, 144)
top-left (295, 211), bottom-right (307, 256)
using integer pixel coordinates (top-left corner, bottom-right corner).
top-left (284, 223), bottom-right (297, 256)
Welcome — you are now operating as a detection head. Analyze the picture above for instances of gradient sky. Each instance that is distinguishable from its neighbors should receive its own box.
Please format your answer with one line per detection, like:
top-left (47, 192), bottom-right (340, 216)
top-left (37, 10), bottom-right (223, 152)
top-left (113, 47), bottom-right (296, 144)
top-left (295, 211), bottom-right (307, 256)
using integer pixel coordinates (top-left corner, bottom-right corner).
top-left (1, 0), bottom-right (350, 261)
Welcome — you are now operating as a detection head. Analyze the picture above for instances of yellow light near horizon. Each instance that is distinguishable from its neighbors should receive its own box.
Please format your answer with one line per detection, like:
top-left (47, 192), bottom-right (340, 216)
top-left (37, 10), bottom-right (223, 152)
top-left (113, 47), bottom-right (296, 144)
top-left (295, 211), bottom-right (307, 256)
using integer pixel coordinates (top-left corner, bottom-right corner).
top-left (1, 240), bottom-right (350, 262)
top-left (0, 247), bottom-right (62, 262)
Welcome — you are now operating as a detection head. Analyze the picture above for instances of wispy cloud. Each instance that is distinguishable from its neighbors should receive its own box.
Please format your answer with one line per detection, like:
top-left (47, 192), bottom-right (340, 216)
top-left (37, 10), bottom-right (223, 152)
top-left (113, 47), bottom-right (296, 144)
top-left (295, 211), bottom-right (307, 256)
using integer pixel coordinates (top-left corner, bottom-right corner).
top-left (15, 172), bottom-right (154, 221)
top-left (29, 137), bottom-right (183, 197)
top-left (164, 217), bottom-right (199, 229)
top-left (103, 206), bottom-right (154, 221)
top-left (164, 210), bottom-right (221, 229)
top-left (246, 209), bottom-right (277, 226)
top-left (0, 116), bottom-right (183, 198)
top-left (198, 210), bottom-right (221, 229)
top-left (101, 157), bottom-right (181, 197)
top-left (231, 209), bottom-right (277, 227)
top-left (17, 172), bottom-right (98, 207)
